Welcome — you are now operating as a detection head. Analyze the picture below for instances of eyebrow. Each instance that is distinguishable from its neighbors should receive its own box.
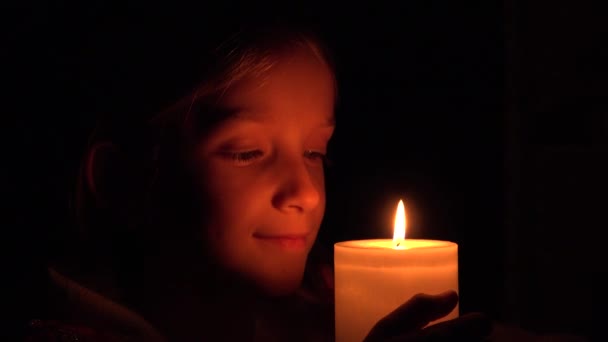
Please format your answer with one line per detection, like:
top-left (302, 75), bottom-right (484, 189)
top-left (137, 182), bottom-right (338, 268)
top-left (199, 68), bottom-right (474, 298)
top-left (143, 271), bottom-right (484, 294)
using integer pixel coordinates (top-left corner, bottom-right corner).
top-left (224, 106), bottom-right (336, 127)
top-left (231, 108), bottom-right (267, 123)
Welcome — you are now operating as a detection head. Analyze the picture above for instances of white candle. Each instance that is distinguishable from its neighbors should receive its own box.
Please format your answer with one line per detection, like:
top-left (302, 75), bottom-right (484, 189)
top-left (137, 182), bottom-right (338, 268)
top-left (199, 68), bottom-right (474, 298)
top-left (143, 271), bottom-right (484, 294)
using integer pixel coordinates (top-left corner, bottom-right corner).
top-left (334, 200), bottom-right (459, 342)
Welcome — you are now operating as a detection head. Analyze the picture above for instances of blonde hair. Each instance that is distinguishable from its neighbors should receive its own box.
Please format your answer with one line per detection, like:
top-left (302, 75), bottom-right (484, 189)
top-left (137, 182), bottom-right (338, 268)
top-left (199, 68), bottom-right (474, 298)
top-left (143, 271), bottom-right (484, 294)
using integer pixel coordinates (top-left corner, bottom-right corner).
top-left (151, 26), bottom-right (336, 134)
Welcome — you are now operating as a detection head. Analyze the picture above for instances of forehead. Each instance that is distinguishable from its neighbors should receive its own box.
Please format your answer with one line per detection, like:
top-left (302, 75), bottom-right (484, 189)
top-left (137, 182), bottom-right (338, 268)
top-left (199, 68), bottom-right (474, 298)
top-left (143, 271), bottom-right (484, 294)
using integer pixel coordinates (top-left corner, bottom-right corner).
top-left (216, 46), bottom-right (336, 125)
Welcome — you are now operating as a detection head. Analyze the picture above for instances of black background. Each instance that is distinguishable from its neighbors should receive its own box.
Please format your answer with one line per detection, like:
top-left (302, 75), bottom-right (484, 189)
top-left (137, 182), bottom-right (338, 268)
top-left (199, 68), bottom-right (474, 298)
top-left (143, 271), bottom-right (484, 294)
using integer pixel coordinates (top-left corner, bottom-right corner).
top-left (5, 1), bottom-right (606, 340)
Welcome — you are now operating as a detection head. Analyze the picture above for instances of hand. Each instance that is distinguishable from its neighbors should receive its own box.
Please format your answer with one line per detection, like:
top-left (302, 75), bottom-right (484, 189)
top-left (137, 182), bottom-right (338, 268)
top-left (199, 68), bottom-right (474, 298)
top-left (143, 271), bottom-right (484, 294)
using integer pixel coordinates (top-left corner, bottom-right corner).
top-left (363, 291), bottom-right (492, 342)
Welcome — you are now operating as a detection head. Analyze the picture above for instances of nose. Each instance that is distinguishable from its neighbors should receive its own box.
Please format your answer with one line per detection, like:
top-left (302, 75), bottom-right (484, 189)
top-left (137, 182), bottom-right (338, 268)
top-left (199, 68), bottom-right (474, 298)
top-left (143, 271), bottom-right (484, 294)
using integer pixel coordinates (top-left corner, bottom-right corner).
top-left (271, 158), bottom-right (322, 213)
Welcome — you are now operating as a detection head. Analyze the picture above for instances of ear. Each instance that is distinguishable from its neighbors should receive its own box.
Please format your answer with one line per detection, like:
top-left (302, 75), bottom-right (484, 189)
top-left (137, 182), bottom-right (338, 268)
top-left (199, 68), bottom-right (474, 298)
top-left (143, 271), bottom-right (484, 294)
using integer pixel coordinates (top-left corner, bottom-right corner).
top-left (85, 141), bottom-right (122, 206)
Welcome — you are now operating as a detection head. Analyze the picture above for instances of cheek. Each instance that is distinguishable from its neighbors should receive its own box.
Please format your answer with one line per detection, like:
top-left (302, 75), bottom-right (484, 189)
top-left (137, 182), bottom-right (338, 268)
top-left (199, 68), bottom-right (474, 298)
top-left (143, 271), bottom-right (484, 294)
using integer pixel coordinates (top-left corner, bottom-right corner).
top-left (196, 163), bottom-right (266, 238)
top-left (201, 162), bottom-right (267, 207)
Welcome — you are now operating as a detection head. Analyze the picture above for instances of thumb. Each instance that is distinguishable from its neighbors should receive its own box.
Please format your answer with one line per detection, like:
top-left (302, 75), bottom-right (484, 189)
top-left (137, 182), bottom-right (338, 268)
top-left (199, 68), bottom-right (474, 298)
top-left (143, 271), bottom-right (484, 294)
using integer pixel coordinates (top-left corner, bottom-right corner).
top-left (365, 291), bottom-right (459, 341)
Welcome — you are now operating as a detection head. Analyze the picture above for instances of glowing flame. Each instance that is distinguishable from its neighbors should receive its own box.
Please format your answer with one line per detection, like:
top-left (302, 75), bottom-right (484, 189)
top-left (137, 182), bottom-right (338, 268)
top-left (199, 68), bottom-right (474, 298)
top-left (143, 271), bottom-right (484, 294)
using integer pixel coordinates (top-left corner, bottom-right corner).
top-left (393, 199), bottom-right (406, 249)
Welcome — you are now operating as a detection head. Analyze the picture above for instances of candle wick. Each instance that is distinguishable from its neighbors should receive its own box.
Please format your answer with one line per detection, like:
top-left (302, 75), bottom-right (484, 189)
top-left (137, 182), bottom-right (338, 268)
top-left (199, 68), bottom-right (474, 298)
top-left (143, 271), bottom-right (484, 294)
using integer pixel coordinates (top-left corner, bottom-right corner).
top-left (396, 242), bottom-right (400, 247)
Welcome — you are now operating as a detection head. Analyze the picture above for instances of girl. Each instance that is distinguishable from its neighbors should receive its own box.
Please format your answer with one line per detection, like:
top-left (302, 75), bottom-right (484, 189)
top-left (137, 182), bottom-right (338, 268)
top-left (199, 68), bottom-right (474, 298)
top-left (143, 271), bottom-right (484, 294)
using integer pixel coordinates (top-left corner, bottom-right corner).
top-left (22, 11), bottom-right (491, 342)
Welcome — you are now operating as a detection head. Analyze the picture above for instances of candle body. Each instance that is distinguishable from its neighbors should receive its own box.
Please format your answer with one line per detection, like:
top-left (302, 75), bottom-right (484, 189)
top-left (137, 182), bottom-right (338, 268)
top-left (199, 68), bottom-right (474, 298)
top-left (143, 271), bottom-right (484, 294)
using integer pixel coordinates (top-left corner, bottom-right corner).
top-left (334, 239), bottom-right (458, 342)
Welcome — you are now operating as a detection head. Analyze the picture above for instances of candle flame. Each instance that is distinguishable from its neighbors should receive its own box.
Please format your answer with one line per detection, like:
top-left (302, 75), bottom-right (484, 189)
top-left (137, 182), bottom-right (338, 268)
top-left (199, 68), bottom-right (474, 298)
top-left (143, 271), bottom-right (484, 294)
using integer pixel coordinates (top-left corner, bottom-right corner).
top-left (393, 199), bottom-right (406, 249)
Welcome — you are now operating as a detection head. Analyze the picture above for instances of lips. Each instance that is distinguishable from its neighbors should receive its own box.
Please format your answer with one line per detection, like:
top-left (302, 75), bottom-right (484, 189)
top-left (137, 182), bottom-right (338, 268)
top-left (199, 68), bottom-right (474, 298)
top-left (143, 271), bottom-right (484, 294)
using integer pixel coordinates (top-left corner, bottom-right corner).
top-left (253, 232), bottom-right (309, 250)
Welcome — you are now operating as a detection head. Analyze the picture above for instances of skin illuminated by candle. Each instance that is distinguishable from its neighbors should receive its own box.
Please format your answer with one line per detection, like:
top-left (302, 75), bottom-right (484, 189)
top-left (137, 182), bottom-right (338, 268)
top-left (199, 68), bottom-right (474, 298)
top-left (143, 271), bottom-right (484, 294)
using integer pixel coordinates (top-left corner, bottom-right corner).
top-left (253, 233), bottom-right (308, 251)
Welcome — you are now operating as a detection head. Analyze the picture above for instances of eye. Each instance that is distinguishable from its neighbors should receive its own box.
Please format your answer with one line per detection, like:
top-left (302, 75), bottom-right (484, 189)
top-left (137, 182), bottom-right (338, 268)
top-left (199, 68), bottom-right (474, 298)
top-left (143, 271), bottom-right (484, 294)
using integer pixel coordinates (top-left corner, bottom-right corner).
top-left (221, 150), bottom-right (264, 165)
top-left (304, 150), bottom-right (332, 166)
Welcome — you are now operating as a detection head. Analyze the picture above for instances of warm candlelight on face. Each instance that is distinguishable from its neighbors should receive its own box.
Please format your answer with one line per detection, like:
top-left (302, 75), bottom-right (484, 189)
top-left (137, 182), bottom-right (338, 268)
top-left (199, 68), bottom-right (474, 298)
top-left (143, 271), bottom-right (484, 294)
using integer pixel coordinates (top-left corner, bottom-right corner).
top-left (334, 199), bottom-right (459, 342)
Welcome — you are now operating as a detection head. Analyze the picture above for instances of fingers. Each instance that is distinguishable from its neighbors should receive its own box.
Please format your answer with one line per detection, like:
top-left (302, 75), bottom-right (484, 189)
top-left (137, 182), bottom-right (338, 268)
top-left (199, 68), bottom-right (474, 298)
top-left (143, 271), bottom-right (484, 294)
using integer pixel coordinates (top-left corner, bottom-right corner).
top-left (365, 291), bottom-right (459, 342)
top-left (380, 313), bottom-right (492, 342)
top-left (382, 291), bottom-right (459, 331)
top-left (415, 312), bottom-right (492, 342)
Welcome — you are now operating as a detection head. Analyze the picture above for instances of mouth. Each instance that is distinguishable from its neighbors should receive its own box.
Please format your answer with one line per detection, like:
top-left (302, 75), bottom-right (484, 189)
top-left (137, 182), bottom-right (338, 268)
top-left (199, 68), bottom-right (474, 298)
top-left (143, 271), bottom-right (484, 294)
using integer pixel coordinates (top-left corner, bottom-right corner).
top-left (252, 233), bottom-right (309, 250)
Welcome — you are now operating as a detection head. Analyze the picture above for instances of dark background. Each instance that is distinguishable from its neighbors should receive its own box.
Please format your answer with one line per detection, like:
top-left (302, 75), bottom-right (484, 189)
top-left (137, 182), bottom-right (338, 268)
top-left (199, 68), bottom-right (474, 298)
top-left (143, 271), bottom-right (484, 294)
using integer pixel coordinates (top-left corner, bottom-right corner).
top-left (5, 1), bottom-right (606, 340)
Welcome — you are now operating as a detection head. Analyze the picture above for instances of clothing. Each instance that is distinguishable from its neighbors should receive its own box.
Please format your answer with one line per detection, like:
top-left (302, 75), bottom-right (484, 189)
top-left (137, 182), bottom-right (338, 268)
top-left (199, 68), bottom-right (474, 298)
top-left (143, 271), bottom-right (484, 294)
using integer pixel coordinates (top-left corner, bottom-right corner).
top-left (18, 267), bottom-right (589, 342)
top-left (24, 268), bottom-right (165, 341)
top-left (20, 261), bottom-right (335, 342)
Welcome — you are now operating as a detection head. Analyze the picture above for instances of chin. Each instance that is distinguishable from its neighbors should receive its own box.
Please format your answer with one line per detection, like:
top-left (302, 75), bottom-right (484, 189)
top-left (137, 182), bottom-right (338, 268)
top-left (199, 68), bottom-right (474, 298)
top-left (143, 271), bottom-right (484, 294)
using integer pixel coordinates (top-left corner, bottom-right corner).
top-left (252, 264), bottom-right (306, 297)
top-left (257, 278), bottom-right (303, 297)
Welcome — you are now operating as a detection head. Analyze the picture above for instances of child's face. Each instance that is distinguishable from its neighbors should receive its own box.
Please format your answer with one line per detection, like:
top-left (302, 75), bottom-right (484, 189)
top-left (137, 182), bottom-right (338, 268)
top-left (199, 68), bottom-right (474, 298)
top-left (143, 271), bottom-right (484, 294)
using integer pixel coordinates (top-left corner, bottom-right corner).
top-left (191, 46), bottom-right (335, 295)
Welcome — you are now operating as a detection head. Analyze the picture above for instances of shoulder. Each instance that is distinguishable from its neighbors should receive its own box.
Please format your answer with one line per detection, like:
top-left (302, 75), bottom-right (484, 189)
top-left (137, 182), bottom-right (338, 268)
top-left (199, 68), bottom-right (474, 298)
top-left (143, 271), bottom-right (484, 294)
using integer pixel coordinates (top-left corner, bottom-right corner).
top-left (19, 268), bottom-right (165, 342)
top-left (24, 319), bottom-right (132, 342)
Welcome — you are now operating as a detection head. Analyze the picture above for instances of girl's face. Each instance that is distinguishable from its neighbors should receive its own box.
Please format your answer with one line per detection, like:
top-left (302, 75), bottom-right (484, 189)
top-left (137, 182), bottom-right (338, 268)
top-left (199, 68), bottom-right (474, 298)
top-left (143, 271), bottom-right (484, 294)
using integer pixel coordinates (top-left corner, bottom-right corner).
top-left (191, 46), bottom-right (335, 295)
